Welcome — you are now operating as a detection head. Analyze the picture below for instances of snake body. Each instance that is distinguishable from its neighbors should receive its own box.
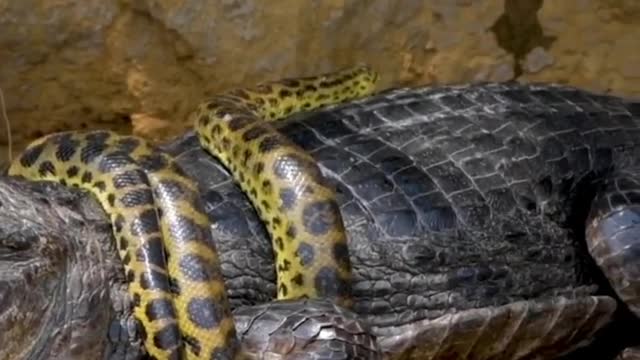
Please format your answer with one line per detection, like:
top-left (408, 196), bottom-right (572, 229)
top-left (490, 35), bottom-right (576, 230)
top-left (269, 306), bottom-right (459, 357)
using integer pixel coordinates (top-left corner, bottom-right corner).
top-left (192, 65), bottom-right (378, 306)
top-left (8, 65), bottom-right (378, 358)
top-left (8, 132), bottom-right (238, 359)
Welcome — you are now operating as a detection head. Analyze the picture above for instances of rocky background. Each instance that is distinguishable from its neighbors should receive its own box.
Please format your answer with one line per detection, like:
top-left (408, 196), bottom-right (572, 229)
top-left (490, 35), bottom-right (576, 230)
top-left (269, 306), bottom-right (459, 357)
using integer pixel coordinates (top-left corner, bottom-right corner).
top-left (0, 0), bottom-right (638, 161)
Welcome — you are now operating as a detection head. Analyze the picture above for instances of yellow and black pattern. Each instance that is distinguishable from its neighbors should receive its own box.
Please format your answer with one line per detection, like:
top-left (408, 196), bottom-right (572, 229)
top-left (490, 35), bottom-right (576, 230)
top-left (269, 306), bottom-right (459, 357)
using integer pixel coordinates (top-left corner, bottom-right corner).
top-left (8, 131), bottom-right (238, 360)
top-left (192, 65), bottom-right (379, 307)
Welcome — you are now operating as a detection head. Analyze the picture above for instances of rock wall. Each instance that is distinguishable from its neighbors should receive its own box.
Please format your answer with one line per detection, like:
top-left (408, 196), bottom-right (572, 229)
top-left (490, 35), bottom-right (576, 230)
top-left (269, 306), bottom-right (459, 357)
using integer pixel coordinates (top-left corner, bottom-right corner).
top-left (0, 0), bottom-right (638, 159)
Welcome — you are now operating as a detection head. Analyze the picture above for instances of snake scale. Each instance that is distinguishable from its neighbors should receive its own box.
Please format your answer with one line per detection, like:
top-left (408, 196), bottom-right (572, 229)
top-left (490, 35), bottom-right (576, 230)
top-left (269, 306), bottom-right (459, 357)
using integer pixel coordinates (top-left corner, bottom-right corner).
top-left (8, 64), bottom-right (379, 359)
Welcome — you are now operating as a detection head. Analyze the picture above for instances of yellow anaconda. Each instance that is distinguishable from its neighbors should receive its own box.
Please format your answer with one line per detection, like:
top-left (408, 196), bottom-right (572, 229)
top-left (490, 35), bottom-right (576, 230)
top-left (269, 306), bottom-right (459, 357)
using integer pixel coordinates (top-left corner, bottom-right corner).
top-left (191, 64), bottom-right (379, 307)
top-left (8, 64), bottom-right (378, 359)
top-left (8, 132), bottom-right (238, 359)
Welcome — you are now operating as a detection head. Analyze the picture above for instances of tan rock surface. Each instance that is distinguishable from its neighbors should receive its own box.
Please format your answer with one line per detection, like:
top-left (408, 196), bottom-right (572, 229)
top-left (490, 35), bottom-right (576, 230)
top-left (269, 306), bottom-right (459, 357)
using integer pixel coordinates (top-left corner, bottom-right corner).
top-left (0, 0), bottom-right (638, 162)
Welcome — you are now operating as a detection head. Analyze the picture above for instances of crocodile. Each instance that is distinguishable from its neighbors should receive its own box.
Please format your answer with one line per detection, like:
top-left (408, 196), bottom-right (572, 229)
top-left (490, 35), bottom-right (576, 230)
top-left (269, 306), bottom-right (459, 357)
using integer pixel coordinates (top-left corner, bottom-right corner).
top-left (1, 81), bottom-right (640, 359)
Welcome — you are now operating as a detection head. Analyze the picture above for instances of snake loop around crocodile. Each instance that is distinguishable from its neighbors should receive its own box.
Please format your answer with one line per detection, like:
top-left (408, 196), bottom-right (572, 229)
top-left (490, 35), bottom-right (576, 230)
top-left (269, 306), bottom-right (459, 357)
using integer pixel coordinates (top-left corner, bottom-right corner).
top-left (192, 64), bottom-right (378, 307)
top-left (8, 65), bottom-right (379, 359)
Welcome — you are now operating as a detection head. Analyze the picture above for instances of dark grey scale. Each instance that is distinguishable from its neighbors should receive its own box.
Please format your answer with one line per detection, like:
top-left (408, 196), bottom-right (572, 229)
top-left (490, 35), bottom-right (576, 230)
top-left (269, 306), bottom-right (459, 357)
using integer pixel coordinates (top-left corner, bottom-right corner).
top-left (135, 236), bottom-right (167, 268)
top-left (53, 134), bottom-right (80, 162)
top-left (186, 297), bottom-right (224, 330)
top-left (81, 171), bottom-right (93, 184)
top-left (279, 188), bottom-right (298, 210)
top-left (178, 253), bottom-right (222, 282)
top-left (92, 181), bottom-right (107, 192)
top-left (258, 135), bottom-right (285, 154)
top-left (19, 143), bottom-right (46, 168)
top-left (66, 166), bottom-right (79, 178)
top-left (183, 335), bottom-right (202, 357)
top-left (313, 266), bottom-right (350, 298)
top-left (120, 188), bottom-right (155, 207)
top-left (152, 323), bottom-right (181, 350)
top-left (129, 209), bottom-right (161, 236)
top-left (112, 169), bottom-right (148, 189)
top-left (301, 200), bottom-right (341, 236)
top-left (37, 161), bottom-right (56, 177)
top-left (242, 125), bottom-right (270, 142)
top-left (296, 242), bottom-right (315, 266)
top-left (139, 269), bottom-right (172, 292)
top-left (133, 317), bottom-right (146, 341)
top-left (166, 215), bottom-right (210, 245)
top-left (145, 298), bottom-right (176, 322)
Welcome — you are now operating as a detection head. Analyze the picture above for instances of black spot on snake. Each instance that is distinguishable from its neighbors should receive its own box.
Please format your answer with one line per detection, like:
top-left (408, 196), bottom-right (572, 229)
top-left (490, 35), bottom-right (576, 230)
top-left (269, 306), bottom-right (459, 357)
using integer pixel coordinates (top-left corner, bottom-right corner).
top-left (139, 269), bottom-right (171, 292)
top-left (302, 200), bottom-right (340, 236)
top-left (81, 171), bottom-right (93, 184)
top-left (179, 253), bottom-right (222, 282)
top-left (183, 334), bottom-right (202, 357)
top-left (242, 125), bottom-right (269, 142)
top-left (93, 181), bottom-right (106, 192)
top-left (258, 135), bottom-right (284, 153)
top-left (114, 214), bottom-right (125, 233)
top-left (107, 193), bottom-right (116, 207)
top-left (314, 266), bottom-right (350, 298)
top-left (98, 152), bottom-right (135, 173)
top-left (152, 323), bottom-right (181, 350)
top-left (112, 169), bottom-right (147, 189)
top-left (54, 134), bottom-right (79, 162)
top-left (120, 188), bottom-right (155, 207)
top-left (135, 236), bottom-right (166, 269)
top-left (228, 115), bottom-right (257, 131)
top-left (145, 298), bottom-right (176, 322)
top-left (130, 209), bottom-right (161, 236)
top-left (279, 188), bottom-right (297, 210)
top-left (333, 242), bottom-right (351, 270)
top-left (19, 143), bottom-right (45, 167)
top-left (138, 153), bottom-right (168, 172)
top-left (286, 225), bottom-right (297, 240)
top-left (292, 272), bottom-right (304, 286)
top-left (66, 165), bottom-right (79, 178)
top-left (167, 215), bottom-right (209, 244)
top-left (80, 141), bottom-right (107, 164)
top-left (187, 297), bottom-right (224, 329)
top-left (297, 242), bottom-right (315, 266)
top-left (38, 161), bottom-right (56, 176)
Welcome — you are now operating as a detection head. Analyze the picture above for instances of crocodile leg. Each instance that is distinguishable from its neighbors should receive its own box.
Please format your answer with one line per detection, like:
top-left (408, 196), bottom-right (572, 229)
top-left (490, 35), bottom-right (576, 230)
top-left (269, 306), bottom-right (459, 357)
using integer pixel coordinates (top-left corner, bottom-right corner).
top-left (586, 169), bottom-right (640, 358)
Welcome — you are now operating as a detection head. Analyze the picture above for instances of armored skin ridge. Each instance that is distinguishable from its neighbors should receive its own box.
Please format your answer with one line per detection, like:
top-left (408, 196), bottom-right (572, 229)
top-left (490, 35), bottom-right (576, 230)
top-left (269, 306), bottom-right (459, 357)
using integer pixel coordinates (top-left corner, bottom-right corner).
top-left (2, 76), bottom-right (640, 359)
